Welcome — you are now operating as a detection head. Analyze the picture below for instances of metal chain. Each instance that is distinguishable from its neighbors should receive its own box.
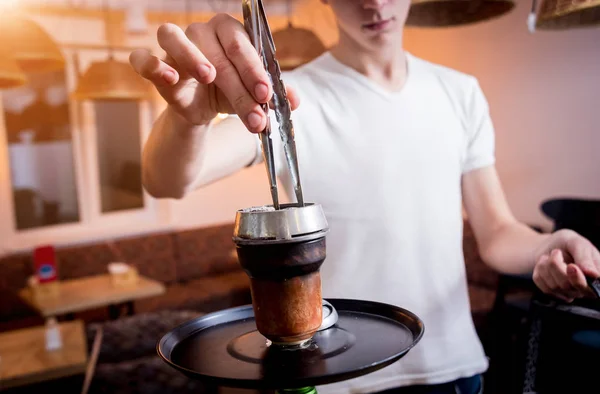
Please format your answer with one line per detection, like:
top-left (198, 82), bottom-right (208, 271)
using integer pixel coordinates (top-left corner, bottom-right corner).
top-left (522, 315), bottom-right (542, 394)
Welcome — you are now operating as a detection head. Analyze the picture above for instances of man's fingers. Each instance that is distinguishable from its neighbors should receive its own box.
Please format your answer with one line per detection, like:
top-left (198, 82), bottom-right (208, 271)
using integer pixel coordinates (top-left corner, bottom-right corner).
top-left (138, 17), bottom-right (300, 131)
top-left (592, 248), bottom-right (600, 276)
top-left (533, 265), bottom-right (553, 296)
top-left (213, 15), bottom-right (272, 104)
top-left (565, 234), bottom-right (600, 278)
top-left (548, 249), bottom-right (580, 301)
top-left (566, 264), bottom-right (595, 297)
top-left (547, 263), bottom-right (578, 301)
top-left (533, 255), bottom-right (552, 292)
top-left (534, 253), bottom-right (573, 302)
top-left (158, 23), bottom-right (216, 85)
top-left (579, 257), bottom-right (600, 279)
top-left (548, 249), bottom-right (570, 289)
top-left (286, 84), bottom-right (300, 110)
top-left (129, 49), bottom-right (190, 107)
top-left (130, 49), bottom-right (179, 87)
top-left (188, 17), bottom-right (266, 132)
top-left (214, 83), bottom-right (300, 119)
top-left (541, 262), bottom-right (561, 292)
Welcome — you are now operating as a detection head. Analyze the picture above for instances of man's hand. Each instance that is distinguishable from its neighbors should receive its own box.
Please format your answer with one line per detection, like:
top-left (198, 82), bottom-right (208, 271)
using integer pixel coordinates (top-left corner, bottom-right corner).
top-left (533, 229), bottom-right (600, 302)
top-left (129, 14), bottom-right (299, 131)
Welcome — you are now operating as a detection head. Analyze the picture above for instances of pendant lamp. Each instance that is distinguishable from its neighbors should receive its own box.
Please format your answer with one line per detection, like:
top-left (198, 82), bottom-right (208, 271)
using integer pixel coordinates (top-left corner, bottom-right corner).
top-left (272, 24), bottom-right (327, 71)
top-left (0, 14), bottom-right (65, 73)
top-left (72, 0), bottom-right (151, 101)
top-left (72, 57), bottom-right (151, 101)
top-left (406, 0), bottom-right (516, 27)
top-left (534, 0), bottom-right (600, 29)
top-left (271, 0), bottom-right (326, 71)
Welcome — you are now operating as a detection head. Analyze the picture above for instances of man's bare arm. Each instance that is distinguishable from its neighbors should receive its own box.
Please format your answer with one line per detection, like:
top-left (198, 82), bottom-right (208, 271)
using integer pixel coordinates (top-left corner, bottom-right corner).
top-left (462, 165), bottom-right (600, 302)
top-left (461, 165), bottom-right (547, 274)
top-left (142, 107), bottom-right (257, 199)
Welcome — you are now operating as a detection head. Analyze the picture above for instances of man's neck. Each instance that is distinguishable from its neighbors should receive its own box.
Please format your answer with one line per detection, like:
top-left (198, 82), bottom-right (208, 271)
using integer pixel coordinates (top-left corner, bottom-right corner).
top-left (329, 32), bottom-right (408, 92)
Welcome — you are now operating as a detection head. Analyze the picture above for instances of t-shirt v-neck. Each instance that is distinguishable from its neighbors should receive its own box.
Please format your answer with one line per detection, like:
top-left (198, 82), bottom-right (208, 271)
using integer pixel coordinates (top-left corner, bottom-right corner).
top-left (316, 51), bottom-right (414, 101)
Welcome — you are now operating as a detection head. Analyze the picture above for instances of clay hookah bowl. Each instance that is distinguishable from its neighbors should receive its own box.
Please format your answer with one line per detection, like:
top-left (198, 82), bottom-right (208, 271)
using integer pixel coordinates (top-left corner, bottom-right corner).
top-left (233, 203), bottom-right (329, 346)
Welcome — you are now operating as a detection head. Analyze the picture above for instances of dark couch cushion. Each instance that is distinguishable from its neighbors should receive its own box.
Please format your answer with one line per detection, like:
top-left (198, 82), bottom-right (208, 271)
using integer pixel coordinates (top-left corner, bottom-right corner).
top-left (184, 270), bottom-right (250, 301)
top-left (0, 253), bottom-right (38, 326)
top-left (468, 285), bottom-right (497, 314)
top-left (468, 285), bottom-right (499, 341)
top-left (86, 310), bottom-right (203, 364)
top-left (134, 270), bottom-right (251, 315)
top-left (90, 355), bottom-right (212, 394)
top-left (0, 253), bottom-right (32, 291)
top-left (172, 224), bottom-right (240, 281)
top-left (133, 282), bottom-right (213, 315)
top-left (0, 289), bottom-right (42, 332)
top-left (56, 242), bottom-right (118, 281)
top-left (112, 232), bottom-right (178, 284)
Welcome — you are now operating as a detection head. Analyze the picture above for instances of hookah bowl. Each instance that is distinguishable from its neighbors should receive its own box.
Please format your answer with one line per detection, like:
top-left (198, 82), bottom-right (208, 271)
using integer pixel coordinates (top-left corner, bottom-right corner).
top-left (233, 203), bottom-right (329, 346)
top-left (157, 206), bottom-right (424, 393)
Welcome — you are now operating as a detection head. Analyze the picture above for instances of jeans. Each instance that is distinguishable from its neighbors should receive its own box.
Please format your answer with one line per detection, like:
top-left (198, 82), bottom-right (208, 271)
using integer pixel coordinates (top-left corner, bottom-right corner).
top-left (372, 374), bottom-right (483, 394)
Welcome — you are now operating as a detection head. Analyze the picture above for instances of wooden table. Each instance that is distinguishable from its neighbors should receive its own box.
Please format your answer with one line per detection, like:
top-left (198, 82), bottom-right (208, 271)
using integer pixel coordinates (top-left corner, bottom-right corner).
top-left (19, 274), bottom-right (166, 319)
top-left (0, 320), bottom-right (88, 389)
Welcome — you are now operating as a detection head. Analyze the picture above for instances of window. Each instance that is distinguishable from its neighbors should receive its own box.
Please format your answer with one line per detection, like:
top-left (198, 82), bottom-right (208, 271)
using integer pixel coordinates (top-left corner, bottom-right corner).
top-left (94, 101), bottom-right (144, 213)
top-left (3, 70), bottom-right (80, 230)
top-left (0, 50), bottom-right (169, 252)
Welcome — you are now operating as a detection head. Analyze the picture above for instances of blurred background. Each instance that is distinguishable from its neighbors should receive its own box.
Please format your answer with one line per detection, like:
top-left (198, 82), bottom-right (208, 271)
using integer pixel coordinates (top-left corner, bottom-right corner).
top-left (0, 1), bottom-right (598, 394)
top-left (0, 0), bottom-right (597, 250)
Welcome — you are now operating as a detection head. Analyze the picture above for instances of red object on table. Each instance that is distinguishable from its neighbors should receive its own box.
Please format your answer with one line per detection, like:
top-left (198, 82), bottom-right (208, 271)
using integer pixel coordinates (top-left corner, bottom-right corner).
top-left (33, 245), bottom-right (58, 283)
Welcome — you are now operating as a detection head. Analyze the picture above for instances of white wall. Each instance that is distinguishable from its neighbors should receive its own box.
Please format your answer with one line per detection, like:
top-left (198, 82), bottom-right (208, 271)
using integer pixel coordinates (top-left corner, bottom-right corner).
top-left (402, 1), bottom-right (600, 230)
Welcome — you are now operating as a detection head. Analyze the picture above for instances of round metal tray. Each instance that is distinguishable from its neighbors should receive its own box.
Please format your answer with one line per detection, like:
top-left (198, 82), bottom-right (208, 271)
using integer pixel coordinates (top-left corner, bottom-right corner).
top-left (157, 298), bottom-right (424, 390)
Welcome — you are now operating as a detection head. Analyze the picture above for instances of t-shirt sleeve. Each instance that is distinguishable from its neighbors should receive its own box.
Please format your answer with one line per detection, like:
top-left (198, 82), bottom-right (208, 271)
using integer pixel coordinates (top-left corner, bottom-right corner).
top-left (462, 78), bottom-right (496, 174)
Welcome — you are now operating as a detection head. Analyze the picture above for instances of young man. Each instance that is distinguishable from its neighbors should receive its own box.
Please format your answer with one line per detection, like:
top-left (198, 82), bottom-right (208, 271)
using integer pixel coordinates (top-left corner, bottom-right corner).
top-left (130, 1), bottom-right (600, 393)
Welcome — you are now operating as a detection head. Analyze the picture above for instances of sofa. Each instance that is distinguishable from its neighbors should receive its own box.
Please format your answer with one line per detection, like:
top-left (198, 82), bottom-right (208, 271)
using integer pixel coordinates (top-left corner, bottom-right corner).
top-left (0, 219), bottom-right (508, 393)
top-left (0, 223), bottom-right (252, 332)
top-left (0, 220), bottom-right (500, 332)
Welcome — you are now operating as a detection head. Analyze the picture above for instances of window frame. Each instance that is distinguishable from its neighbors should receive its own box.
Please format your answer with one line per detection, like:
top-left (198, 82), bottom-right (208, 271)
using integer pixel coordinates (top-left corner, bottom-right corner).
top-left (0, 47), bottom-right (172, 254)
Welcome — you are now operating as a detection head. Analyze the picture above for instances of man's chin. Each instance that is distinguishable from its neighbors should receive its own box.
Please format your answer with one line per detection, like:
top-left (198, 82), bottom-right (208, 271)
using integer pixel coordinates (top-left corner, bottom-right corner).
top-left (364, 29), bottom-right (402, 48)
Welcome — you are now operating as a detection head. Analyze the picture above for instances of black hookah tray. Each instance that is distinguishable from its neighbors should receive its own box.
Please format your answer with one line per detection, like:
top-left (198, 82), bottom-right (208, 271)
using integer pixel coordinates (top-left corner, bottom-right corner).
top-left (157, 298), bottom-right (424, 390)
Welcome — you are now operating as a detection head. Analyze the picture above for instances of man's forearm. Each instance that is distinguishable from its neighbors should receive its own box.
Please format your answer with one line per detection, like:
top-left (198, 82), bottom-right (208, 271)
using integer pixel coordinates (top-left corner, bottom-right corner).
top-left (479, 221), bottom-right (552, 275)
top-left (142, 106), bottom-right (211, 199)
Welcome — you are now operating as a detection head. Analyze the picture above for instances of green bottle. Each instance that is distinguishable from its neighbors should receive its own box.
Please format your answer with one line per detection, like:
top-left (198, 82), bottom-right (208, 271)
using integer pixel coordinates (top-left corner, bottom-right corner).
top-left (277, 387), bottom-right (318, 394)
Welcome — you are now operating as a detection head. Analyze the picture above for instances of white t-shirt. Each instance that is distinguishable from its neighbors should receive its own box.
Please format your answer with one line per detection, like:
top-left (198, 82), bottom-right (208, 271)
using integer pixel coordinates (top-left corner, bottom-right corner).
top-left (252, 51), bottom-right (495, 393)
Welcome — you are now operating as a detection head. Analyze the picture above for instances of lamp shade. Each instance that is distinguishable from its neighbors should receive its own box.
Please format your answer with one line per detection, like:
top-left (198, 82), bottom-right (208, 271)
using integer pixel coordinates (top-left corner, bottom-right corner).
top-left (406, 0), bottom-right (516, 27)
top-left (0, 51), bottom-right (27, 89)
top-left (272, 25), bottom-right (327, 71)
top-left (0, 15), bottom-right (65, 73)
top-left (72, 58), bottom-right (152, 101)
top-left (536, 0), bottom-right (600, 29)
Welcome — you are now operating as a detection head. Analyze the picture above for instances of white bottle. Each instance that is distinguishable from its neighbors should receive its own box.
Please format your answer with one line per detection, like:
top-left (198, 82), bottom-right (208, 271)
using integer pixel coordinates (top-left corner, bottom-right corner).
top-left (45, 317), bottom-right (62, 351)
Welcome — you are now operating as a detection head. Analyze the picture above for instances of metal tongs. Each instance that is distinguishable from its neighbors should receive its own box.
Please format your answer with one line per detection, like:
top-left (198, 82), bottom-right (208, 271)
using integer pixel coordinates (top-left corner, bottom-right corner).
top-left (242, 0), bottom-right (304, 210)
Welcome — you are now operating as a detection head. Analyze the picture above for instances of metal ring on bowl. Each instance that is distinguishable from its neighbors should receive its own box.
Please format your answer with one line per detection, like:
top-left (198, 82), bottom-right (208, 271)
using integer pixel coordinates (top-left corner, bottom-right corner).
top-left (319, 300), bottom-right (339, 331)
top-left (233, 203), bottom-right (329, 245)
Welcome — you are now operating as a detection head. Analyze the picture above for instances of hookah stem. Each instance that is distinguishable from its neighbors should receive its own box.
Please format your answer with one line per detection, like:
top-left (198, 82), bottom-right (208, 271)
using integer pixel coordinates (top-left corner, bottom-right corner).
top-left (277, 387), bottom-right (318, 394)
